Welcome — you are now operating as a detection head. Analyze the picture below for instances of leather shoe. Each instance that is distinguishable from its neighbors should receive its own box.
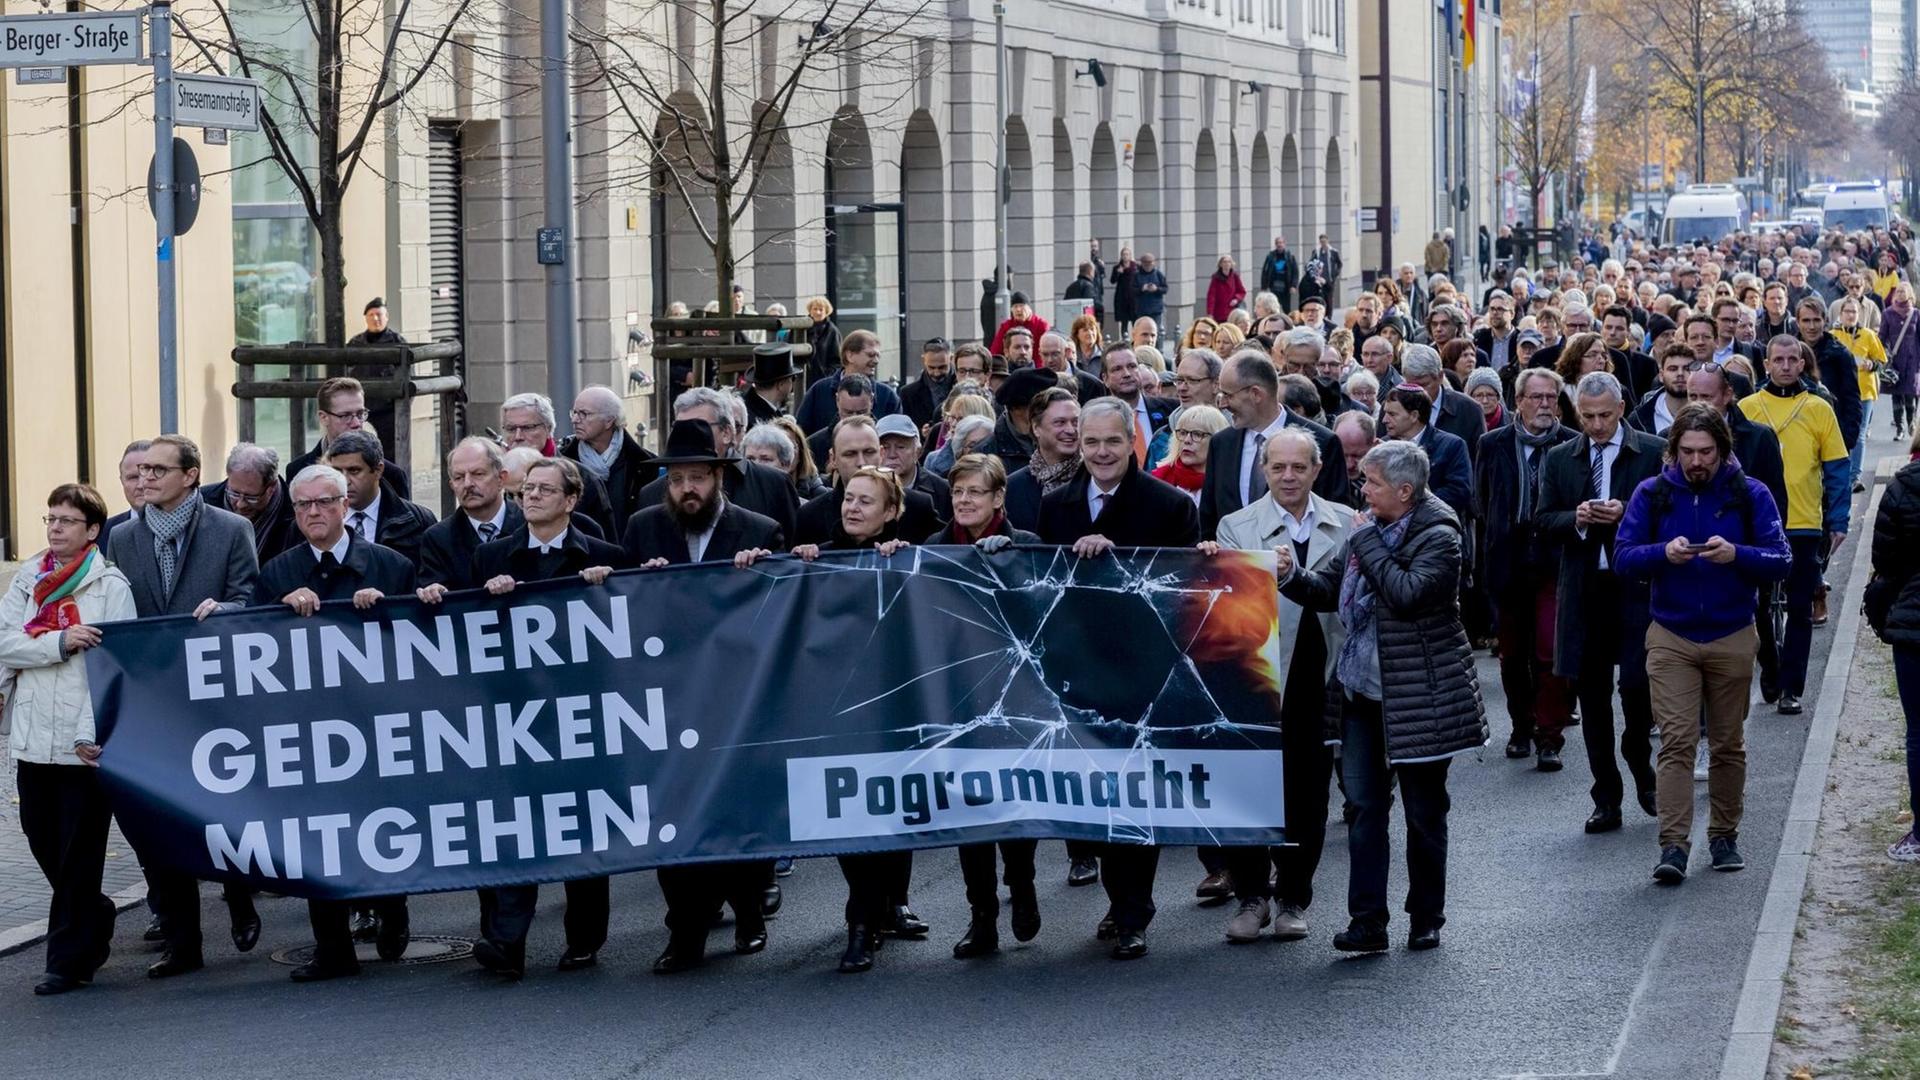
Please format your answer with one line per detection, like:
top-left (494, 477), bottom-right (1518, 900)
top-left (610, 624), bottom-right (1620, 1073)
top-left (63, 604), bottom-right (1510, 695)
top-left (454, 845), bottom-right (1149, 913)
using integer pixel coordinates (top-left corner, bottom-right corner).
top-left (734, 928), bottom-right (768, 955)
top-left (1095, 912), bottom-right (1120, 940)
top-left (761, 883), bottom-right (783, 918)
top-left (1778, 694), bottom-right (1804, 715)
top-left (838, 926), bottom-right (877, 973)
top-left (146, 949), bottom-right (204, 979)
top-left (472, 938), bottom-right (525, 979)
top-left (652, 938), bottom-right (705, 974)
top-left (1109, 930), bottom-right (1148, 960)
top-left (33, 973), bottom-right (90, 996)
top-left (952, 916), bottom-right (999, 958)
top-left (142, 915), bottom-right (165, 943)
top-left (1067, 857), bottom-right (1100, 887)
top-left (375, 911), bottom-right (410, 962)
top-left (1504, 737), bottom-right (1531, 759)
top-left (1585, 806), bottom-right (1623, 834)
top-left (289, 957), bottom-right (360, 982)
top-left (1536, 747), bottom-right (1563, 772)
top-left (1333, 921), bottom-right (1388, 953)
top-left (349, 909), bottom-right (379, 943)
top-left (557, 949), bottom-right (599, 971)
top-left (1009, 887), bottom-right (1041, 942)
top-left (885, 905), bottom-right (929, 938)
top-left (1195, 870), bottom-right (1232, 899)
top-left (230, 912), bottom-right (262, 954)
top-left (1407, 925), bottom-right (1442, 951)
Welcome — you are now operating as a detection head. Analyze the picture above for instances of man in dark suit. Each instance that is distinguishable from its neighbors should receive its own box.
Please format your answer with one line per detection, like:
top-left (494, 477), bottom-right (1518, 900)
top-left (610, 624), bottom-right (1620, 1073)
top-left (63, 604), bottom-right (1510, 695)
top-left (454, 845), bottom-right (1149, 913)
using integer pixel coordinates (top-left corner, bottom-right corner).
top-left (1473, 291), bottom-right (1521, 372)
top-left (325, 429), bottom-right (437, 567)
top-left (1537, 371), bottom-right (1664, 828)
top-left (745, 343), bottom-right (801, 428)
top-left (418, 436), bottom-right (524, 593)
top-left (796, 415), bottom-right (942, 544)
top-left (100, 439), bottom-right (151, 551)
top-left (635, 387), bottom-right (801, 539)
top-left (1399, 344), bottom-right (1485, 462)
top-left (256, 463), bottom-right (419, 982)
top-left (201, 442), bottom-right (299, 565)
top-left (559, 384), bottom-right (660, 527)
top-left (500, 391), bottom-right (621, 535)
top-left (1099, 348), bottom-right (1176, 467)
top-left (899, 337), bottom-right (956, 434)
top-left (621, 420), bottom-right (785, 974)
top-left (1629, 344), bottom-right (1697, 436)
top-left (103, 433), bottom-right (261, 979)
top-left (1200, 351), bottom-right (1350, 537)
top-left (805, 373), bottom-right (876, 462)
top-left (794, 329), bottom-right (904, 434)
top-left (876, 414), bottom-right (952, 520)
top-left (285, 376), bottom-right (412, 498)
top-left (1476, 370), bottom-right (1578, 759)
top-left (1005, 389), bottom-right (1082, 533)
top-left (1382, 385), bottom-right (1474, 529)
top-left (1037, 398), bottom-right (1200, 960)
top-left (427, 456), bottom-right (629, 980)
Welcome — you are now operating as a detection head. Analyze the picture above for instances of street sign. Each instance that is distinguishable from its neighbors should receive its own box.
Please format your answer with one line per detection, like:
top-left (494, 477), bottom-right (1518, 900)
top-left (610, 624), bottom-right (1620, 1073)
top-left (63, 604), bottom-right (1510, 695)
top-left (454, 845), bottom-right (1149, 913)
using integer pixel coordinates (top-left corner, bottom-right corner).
top-left (146, 137), bottom-right (203, 237)
top-left (14, 65), bottom-right (63, 85)
top-left (1357, 206), bottom-right (1379, 232)
top-left (171, 72), bottom-right (262, 132)
top-left (0, 10), bottom-right (142, 68)
top-left (537, 226), bottom-right (565, 265)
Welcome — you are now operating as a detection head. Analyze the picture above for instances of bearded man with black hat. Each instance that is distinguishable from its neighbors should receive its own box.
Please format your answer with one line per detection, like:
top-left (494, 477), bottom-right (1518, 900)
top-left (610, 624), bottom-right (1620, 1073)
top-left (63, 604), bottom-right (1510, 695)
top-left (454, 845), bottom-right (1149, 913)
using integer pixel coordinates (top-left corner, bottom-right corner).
top-left (746, 343), bottom-right (803, 428)
top-left (622, 419), bottom-right (785, 974)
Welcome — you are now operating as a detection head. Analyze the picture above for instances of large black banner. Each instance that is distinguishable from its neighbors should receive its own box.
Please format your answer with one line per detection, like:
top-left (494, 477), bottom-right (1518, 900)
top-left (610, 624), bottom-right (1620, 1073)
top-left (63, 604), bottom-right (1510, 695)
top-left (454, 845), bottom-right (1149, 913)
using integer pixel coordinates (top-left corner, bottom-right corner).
top-left (86, 547), bottom-right (1288, 899)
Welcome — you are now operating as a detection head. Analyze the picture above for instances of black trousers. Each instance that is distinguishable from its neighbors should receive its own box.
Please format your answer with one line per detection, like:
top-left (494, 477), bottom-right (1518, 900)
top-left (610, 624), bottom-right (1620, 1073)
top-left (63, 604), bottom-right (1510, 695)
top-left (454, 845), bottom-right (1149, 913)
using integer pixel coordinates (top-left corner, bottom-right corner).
top-left (308, 895), bottom-right (407, 964)
top-left (1343, 694), bottom-right (1452, 931)
top-left (1575, 589), bottom-right (1657, 810)
top-left (657, 861), bottom-right (771, 939)
top-left (1065, 839), bottom-right (1099, 862)
top-left (1099, 844), bottom-right (1161, 932)
top-left (838, 851), bottom-right (913, 928)
top-left (1227, 724), bottom-right (1334, 910)
top-left (480, 877), bottom-right (611, 957)
top-left (140, 867), bottom-right (255, 954)
top-left (16, 762), bottom-right (116, 979)
top-left (958, 840), bottom-right (1038, 916)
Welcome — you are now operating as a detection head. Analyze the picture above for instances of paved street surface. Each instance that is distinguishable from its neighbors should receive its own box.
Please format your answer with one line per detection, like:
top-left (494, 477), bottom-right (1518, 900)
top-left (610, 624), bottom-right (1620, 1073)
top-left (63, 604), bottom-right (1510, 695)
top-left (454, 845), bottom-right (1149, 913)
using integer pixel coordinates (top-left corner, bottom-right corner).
top-left (0, 436), bottom-right (1894, 1080)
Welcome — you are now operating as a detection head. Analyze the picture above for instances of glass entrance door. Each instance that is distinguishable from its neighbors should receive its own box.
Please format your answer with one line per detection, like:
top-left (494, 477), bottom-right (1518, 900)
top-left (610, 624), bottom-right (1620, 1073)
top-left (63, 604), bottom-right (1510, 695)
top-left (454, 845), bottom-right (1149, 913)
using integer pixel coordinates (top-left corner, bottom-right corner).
top-left (825, 202), bottom-right (907, 383)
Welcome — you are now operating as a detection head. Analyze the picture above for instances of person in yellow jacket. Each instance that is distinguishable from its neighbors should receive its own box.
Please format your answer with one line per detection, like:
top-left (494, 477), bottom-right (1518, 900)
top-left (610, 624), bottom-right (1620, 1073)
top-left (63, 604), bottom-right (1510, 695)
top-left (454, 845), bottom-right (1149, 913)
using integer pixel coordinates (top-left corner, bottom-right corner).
top-left (1873, 250), bottom-right (1906, 304)
top-left (1835, 296), bottom-right (1887, 490)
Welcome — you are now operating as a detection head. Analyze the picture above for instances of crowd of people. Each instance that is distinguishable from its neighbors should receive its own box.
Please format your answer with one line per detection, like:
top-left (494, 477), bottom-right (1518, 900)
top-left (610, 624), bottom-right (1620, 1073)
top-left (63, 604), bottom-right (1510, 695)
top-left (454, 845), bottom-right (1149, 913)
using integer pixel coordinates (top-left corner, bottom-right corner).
top-left (5, 215), bottom-right (1911, 998)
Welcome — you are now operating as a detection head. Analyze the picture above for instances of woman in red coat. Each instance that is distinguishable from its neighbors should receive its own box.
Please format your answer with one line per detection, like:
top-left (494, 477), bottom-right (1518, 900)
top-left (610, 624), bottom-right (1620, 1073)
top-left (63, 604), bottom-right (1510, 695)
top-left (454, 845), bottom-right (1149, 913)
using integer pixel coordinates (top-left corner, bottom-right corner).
top-left (1205, 256), bottom-right (1248, 323)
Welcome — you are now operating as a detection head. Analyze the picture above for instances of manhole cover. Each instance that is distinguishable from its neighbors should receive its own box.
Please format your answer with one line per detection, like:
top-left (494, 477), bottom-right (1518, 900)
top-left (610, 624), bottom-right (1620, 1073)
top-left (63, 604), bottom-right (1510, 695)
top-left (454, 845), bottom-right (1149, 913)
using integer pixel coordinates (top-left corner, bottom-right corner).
top-left (270, 934), bottom-right (475, 967)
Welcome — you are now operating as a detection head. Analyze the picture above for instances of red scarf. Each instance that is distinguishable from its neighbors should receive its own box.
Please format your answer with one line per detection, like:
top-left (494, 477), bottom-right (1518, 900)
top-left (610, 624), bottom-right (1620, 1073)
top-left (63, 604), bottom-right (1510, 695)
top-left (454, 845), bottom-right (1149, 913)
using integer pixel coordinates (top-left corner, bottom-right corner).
top-left (955, 512), bottom-right (1008, 544)
top-left (1483, 404), bottom-right (1504, 431)
top-left (25, 545), bottom-right (95, 637)
top-left (1152, 459), bottom-right (1207, 492)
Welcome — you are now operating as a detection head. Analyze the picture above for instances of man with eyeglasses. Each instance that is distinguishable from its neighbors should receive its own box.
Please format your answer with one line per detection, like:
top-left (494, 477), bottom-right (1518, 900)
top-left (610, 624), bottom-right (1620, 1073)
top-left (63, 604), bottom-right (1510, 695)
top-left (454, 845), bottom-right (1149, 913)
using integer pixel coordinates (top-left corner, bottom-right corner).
top-left (1473, 291), bottom-right (1519, 371)
top-left (255, 463), bottom-right (419, 982)
top-left (283, 376), bottom-right (413, 499)
top-left (200, 442), bottom-right (298, 563)
top-left (794, 329), bottom-right (903, 434)
top-left (499, 391), bottom-right (621, 537)
top-left (1200, 350), bottom-right (1350, 538)
top-left (1043, 331), bottom-right (1108, 404)
top-left (326, 429), bottom-right (439, 569)
top-left (559, 384), bottom-right (660, 525)
top-left (104, 434), bottom-right (262, 979)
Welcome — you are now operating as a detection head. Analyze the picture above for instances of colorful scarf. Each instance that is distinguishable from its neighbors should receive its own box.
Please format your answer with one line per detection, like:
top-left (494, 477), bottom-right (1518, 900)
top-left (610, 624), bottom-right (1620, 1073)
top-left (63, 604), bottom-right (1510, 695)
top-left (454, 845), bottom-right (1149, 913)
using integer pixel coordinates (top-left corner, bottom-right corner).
top-left (25, 545), bottom-right (96, 637)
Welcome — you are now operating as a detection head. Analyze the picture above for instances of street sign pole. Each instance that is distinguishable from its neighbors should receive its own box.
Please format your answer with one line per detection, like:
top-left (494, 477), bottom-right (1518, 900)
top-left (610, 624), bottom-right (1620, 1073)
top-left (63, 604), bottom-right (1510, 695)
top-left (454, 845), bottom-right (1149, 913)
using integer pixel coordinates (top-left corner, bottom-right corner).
top-left (150, 1), bottom-right (178, 434)
top-left (540, 0), bottom-right (578, 432)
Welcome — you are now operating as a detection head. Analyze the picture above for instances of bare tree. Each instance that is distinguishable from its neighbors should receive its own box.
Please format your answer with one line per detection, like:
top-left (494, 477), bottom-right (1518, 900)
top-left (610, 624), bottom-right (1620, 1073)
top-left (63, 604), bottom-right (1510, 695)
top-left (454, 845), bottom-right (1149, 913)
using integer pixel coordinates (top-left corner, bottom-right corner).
top-left (172, 0), bottom-right (485, 345)
top-left (571, 0), bottom-right (937, 319)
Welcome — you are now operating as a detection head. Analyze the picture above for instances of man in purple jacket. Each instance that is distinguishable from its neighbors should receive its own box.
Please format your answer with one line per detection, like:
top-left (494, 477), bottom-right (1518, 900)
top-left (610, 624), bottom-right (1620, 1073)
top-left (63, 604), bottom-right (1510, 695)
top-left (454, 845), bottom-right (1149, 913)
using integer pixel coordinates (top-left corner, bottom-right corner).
top-left (1615, 405), bottom-right (1792, 886)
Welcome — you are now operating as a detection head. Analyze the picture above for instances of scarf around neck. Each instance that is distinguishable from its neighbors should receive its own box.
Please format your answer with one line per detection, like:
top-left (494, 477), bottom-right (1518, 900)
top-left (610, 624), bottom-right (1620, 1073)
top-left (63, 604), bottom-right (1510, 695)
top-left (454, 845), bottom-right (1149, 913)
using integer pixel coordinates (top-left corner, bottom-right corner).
top-left (144, 497), bottom-right (198, 597)
top-left (25, 545), bottom-right (97, 636)
top-left (576, 429), bottom-right (622, 480)
top-left (1030, 454), bottom-right (1082, 494)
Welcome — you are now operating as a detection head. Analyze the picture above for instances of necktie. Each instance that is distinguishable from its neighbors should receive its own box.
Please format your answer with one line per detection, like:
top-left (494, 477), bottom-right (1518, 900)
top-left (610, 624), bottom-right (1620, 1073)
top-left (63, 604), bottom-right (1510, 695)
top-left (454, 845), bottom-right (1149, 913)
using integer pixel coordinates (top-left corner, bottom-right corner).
top-left (349, 511), bottom-right (371, 543)
top-left (1525, 446), bottom-right (1546, 517)
top-left (1091, 491), bottom-right (1106, 522)
top-left (1133, 410), bottom-right (1149, 466)
top-left (1246, 433), bottom-right (1267, 505)
top-left (1589, 443), bottom-right (1606, 501)
top-left (478, 521), bottom-right (498, 543)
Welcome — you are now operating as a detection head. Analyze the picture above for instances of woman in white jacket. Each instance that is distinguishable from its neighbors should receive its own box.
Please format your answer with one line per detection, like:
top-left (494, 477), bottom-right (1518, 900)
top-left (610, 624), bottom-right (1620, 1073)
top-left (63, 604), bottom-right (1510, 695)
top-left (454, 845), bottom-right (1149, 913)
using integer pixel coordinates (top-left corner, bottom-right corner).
top-left (2, 483), bottom-right (135, 995)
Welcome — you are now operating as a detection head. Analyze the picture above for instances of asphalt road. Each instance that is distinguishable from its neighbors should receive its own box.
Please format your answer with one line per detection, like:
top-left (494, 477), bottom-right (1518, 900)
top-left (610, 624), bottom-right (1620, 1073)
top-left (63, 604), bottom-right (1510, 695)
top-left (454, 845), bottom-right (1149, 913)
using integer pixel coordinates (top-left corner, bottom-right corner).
top-left (0, 438), bottom-right (1882, 1080)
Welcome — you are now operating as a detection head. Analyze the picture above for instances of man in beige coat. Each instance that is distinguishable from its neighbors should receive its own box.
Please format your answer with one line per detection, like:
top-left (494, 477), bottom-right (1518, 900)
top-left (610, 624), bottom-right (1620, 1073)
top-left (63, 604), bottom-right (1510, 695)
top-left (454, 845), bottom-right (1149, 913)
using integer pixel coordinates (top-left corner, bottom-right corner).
top-left (1202, 428), bottom-right (1353, 944)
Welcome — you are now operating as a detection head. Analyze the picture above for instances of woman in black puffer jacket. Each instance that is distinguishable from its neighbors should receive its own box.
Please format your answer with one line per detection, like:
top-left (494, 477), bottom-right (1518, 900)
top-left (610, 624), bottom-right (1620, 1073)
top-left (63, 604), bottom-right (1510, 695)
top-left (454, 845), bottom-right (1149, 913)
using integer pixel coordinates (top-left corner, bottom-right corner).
top-left (1280, 439), bottom-right (1487, 954)
top-left (1869, 459), bottom-right (1920, 861)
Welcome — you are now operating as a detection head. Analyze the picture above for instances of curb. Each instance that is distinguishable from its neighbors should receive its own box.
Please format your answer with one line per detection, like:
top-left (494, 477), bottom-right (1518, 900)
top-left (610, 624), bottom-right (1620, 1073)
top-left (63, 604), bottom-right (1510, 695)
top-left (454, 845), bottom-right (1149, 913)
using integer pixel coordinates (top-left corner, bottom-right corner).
top-left (0, 882), bottom-right (148, 961)
top-left (1716, 456), bottom-right (1891, 1079)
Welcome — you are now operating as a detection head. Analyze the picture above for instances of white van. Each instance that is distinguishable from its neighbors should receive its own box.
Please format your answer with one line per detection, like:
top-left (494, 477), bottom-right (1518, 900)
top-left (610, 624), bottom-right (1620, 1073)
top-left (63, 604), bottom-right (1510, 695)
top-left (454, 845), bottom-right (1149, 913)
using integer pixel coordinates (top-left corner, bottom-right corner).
top-left (1662, 186), bottom-right (1748, 245)
top-left (1823, 183), bottom-right (1891, 231)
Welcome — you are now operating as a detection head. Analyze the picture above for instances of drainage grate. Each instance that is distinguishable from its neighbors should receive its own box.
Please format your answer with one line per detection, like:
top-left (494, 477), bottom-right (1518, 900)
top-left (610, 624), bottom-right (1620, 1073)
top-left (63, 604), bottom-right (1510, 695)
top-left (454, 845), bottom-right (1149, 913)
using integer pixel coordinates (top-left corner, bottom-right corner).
top-left (269, 935), bottom-right (476, 968)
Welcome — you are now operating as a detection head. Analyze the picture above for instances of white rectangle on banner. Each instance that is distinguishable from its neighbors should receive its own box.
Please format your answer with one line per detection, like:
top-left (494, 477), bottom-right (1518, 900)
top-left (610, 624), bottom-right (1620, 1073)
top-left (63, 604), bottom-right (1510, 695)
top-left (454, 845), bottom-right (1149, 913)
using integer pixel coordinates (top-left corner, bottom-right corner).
top-left (786, 747), bottom-right (1285, 841)
top-left (0, 11), bottom-right (142, 68)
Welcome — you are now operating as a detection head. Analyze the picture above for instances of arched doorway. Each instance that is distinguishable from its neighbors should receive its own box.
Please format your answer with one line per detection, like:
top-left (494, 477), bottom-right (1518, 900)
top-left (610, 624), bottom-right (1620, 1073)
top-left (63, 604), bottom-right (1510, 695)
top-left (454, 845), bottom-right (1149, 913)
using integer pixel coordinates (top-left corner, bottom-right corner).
top-left (1280, 135), bottom-right (1302, 251)
top-left (1090, 124), bottom-right (1121, 334)
top-left (1251, 133), bottom-right (1273, 277)
top-left (1006, 116), bottom-right (1038, 299)
top-left (750, 113), bottom-right (797, 315)
top-left (1052, 120), bottom-right (1078, 308)
top-left (1229, 131), bottom-right (1243, 280)
top-left (825, 108), bottom-right (903, 379)
top-left (1194, 130), bottom-right (1220, 308)
top-left (900, 110), bottom-right (946, 355)
top-left (1323, 139), bottom-right (1344, 271)
top-left (1132, 125), bottom-right (1162, 261)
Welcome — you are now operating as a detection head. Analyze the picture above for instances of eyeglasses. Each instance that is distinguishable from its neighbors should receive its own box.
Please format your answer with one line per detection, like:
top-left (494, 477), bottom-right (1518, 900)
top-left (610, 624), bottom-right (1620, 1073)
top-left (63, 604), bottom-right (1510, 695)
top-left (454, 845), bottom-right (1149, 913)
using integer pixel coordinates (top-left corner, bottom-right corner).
top-left (1519, 391), bottom-right (1560, 403)
top-left (1685, 360), bottom-right (1724, 372)
top-left (42, 514), bottom-right (88, 528)
top-left (135, 463), bottom-right (184, 478)
top-left (567, 408), bottom-right (607, 421)
top-left (291, 496), bottom-right (345, 512)
top-left (1174, 376), bottom-right (1214, 388)
top-left (321, 408), bottom-right (370, 422)
top-left (1174, 429), bottom-right (1210, 441)
top-left (225, 488), bottom-right (269, 506)
top-left (520, 482), bottom-right (568, 498)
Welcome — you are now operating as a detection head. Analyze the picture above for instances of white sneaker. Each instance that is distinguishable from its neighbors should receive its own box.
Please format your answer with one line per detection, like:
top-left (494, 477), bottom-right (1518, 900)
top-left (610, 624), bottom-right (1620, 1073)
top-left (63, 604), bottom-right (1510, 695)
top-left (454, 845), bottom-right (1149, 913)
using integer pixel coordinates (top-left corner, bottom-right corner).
top-left (1693, 742), bottom-right (1710, 782)
top-left (1890, 830), bottom-right (1920, 863)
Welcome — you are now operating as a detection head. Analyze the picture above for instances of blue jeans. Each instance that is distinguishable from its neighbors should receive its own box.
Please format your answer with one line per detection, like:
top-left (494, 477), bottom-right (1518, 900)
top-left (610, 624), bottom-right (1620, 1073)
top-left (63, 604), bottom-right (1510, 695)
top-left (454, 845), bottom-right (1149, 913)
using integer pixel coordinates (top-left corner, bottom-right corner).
top-left (1851, 399), bottom-right (1875, 485)
top-left (1341, 694), bottom-right (1453, 931)
top-left (1892, 644), bottom-right (1920, 817)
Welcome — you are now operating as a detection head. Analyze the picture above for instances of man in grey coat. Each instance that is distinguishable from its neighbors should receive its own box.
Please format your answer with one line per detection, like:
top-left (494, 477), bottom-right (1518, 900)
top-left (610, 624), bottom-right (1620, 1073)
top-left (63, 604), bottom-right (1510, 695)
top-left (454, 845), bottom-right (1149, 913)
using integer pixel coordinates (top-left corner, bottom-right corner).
top-left (104, 433), bottom-right (261, 979)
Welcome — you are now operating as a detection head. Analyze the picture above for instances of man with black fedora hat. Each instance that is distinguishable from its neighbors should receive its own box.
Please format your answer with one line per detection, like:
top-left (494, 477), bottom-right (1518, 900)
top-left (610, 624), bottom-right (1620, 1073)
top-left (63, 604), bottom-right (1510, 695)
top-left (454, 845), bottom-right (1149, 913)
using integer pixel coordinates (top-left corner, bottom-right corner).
top-left (980, 367), bottom-right (1058, 475)
top-left (622, 418), bottom-right (785, 973)
top-left (746, 343), bottom-right (803, 429)
top-left (633, 387), bottom-right (801, 539)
